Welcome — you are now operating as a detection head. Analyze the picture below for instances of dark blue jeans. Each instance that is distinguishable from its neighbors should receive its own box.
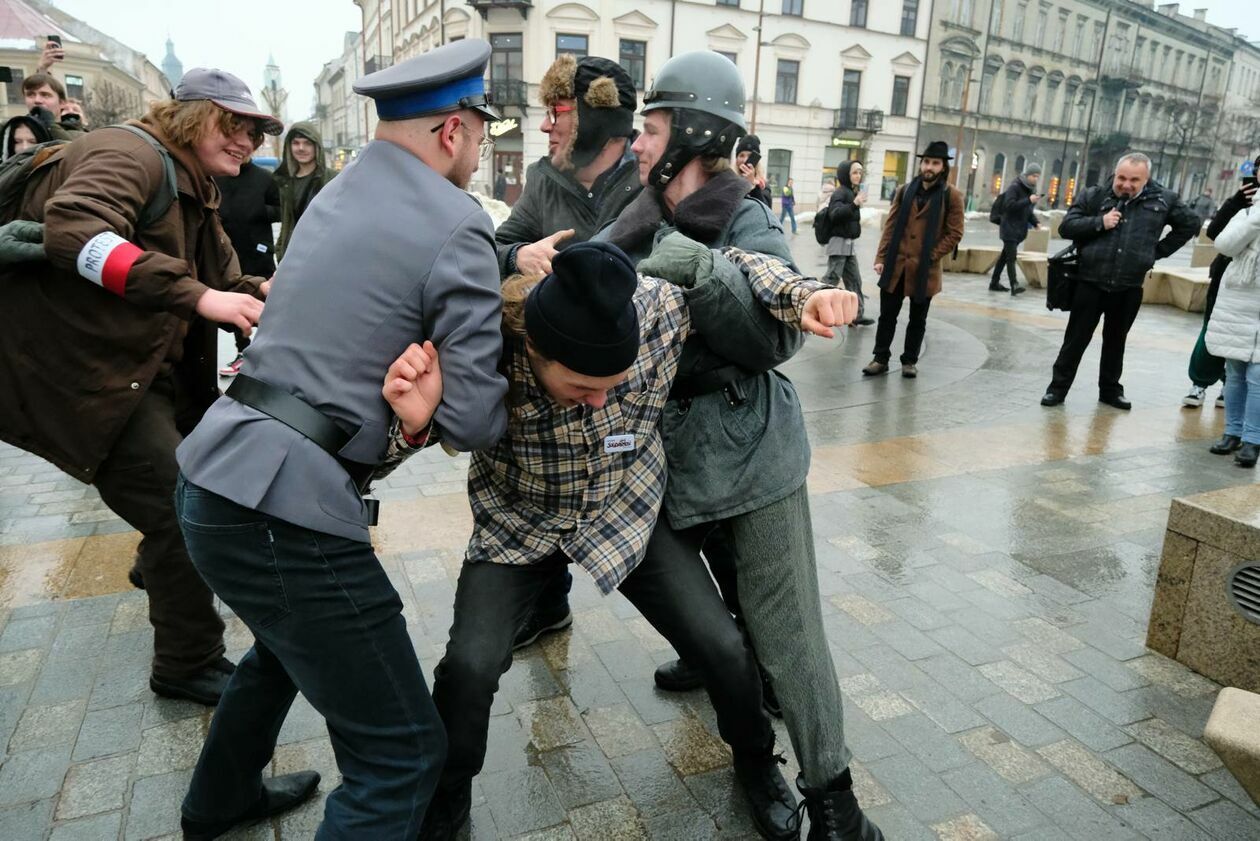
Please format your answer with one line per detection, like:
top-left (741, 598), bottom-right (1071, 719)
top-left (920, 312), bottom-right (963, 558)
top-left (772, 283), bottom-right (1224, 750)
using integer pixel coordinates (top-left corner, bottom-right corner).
top-left (175, 476), bottom-right (446, 839)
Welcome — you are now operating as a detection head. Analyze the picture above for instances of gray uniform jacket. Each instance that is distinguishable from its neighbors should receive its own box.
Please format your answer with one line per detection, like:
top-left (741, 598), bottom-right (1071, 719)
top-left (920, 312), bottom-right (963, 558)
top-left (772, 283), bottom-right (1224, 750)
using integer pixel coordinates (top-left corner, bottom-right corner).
top-left (178, 140), bottom-right (509, 542)
top-left (600, 171), bottom-right (808, 528)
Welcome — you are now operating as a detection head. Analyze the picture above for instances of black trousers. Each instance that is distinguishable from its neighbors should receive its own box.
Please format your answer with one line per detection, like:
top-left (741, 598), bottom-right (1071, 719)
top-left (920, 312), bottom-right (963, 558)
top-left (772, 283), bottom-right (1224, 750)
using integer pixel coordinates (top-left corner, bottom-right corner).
top-left (1049, 281), bottom-right (1144, 398)
top-left (991, 241), bottom-right (1020, 286)
top-left (92, 377), bottom-right (225, 678)
top-left (872, 283), bottom-right (933, 365)
top-left (429, 532), bottom-right (772, 796)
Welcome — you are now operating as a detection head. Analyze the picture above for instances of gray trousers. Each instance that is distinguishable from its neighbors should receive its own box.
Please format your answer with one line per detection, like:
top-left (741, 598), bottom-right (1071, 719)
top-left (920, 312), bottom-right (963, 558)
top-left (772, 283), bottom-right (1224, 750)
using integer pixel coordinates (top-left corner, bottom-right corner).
top-left (721, 482), bottom-right (852, 787)
top-left (825, 254), bottom-right (865, 320)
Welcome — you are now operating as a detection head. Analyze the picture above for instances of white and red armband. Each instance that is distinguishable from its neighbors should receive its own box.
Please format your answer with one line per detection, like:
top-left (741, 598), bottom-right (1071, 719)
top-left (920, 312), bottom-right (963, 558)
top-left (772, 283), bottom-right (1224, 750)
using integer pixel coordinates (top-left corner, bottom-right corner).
top-left (76, 231), bottom-right (142, 297)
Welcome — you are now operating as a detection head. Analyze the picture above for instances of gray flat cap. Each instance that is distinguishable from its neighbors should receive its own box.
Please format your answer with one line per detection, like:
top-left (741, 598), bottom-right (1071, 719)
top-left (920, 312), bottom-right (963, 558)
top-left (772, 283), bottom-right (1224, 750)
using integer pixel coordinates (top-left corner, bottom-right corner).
top-left (354, 39), bottom-right (500, 122)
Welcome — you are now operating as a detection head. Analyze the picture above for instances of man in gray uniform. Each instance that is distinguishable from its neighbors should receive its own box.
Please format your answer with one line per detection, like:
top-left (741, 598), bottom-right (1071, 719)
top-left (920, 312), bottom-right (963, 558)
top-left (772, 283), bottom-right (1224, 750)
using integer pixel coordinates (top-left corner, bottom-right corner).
top-left (173, 40), bottom-right (508, 839)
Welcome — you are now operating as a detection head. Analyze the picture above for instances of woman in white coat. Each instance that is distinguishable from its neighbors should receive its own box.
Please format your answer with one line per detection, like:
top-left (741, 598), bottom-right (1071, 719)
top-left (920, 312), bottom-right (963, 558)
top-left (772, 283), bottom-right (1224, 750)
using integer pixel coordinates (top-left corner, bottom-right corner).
top-left (1205, 200), bottom-right (1260, 467)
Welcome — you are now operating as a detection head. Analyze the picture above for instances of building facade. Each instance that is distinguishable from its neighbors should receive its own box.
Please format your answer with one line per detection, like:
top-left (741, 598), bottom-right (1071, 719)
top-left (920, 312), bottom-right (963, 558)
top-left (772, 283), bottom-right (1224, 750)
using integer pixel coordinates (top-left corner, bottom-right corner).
top-left (3, 0), bottom-right (169, 126)
top-left (922, 0), bottom-right (1259, 211)
top-left (313, 31), bottom-right (368, 171)
top-left (349, 0), bottom-right (928, 206)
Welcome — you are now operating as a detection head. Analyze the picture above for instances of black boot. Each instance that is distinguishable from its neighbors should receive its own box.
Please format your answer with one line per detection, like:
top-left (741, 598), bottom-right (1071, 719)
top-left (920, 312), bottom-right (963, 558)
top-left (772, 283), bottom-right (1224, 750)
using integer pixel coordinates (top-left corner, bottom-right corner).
top-left (654, 658), bottom-right (704, 691)
top-left (150, 657), bottom-right (235, 707)
top-left (1210, 434), bottom-right (1243, 455)
top-left (733, 750), bottom-right (799, 840)
top-left (181, 771), bottom-right (321, 841)
top-left (511, 598), bottom-right (573, 650)
top-left (1236, 442), bottom-right (1260, 468)
top-left (989, 279), bottom-right (1009, 291)
top-left (796, 772), bottom-right (884, 841)
top-left (417, 781), bottom-right (472, 841)
top-left (1011, 282), bottom-right (1026, 296)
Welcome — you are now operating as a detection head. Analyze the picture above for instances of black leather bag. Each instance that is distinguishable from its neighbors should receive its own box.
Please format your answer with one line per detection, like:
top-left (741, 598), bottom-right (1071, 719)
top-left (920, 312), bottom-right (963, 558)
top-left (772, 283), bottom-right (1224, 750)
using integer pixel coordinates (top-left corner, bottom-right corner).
top-left (1047, 244), bottom-right (1079, 311)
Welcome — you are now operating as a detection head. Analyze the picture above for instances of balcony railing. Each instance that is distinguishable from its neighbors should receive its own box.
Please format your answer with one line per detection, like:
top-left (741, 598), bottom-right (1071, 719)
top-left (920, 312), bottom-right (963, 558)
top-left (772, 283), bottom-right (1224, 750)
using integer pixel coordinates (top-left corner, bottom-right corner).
top-left (489, 78), bottom-right (528, 108)
top-left (832, 108), bottom-right (884, 134)
top-left (467, 0), bottom-right (531, 19)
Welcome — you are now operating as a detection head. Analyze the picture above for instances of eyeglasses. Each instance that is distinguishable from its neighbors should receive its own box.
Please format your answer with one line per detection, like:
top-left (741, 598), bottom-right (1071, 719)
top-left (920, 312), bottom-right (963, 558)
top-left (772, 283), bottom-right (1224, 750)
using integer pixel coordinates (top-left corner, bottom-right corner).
top-left (430, 120), bottom-right (495, 159)
top-left (227, 115), bottom-right (265, 147)
top-left (544, 103), bottom-right (575, 124)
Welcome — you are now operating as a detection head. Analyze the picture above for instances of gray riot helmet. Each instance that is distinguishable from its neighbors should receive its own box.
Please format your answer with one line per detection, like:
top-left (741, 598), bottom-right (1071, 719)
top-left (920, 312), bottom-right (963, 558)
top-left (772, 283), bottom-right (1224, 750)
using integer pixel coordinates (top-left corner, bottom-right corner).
top-left (641, 51), bottom-right (747, 188)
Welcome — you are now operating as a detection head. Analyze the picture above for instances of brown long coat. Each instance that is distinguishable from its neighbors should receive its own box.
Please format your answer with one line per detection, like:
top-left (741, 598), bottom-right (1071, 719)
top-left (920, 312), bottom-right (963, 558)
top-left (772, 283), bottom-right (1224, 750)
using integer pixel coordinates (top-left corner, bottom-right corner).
top-left (0, 119), bottom-right (265, 481)
top-left (875, 181), bottom-right (965, 299)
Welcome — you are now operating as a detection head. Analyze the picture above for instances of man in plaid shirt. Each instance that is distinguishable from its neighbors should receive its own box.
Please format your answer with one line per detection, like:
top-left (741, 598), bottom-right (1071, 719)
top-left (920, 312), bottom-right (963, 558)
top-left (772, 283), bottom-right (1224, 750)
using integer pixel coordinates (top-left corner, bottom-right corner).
top-left (380, 238), bottom-right (856, 840)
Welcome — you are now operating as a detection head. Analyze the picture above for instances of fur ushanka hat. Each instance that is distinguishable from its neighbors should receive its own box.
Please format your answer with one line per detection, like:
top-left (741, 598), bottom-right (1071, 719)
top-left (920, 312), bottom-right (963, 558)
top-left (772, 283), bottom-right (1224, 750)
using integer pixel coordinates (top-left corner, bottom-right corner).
top-left (539, 54), bottom-right (636, 171)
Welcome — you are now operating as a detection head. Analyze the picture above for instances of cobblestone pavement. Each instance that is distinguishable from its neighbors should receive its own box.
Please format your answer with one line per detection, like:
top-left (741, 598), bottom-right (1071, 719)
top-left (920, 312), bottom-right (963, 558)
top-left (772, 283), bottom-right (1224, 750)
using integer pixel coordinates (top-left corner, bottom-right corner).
top-left (2, 228), bottom-right (1259, 840)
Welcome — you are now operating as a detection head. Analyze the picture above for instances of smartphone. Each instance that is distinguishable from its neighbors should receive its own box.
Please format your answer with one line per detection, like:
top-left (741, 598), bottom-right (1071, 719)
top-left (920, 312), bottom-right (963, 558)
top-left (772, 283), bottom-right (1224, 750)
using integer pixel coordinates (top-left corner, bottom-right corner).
top-left (745, 151), bottom-right (761, 168)
top-left (47, 34), bottom-right (62, 48)
top-left (1244, 175), bottom-right (1259, 190)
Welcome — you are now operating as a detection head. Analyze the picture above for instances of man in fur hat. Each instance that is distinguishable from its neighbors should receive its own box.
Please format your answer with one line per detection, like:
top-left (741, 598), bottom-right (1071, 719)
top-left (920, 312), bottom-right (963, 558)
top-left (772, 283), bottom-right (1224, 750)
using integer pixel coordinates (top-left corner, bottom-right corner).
top-left (495, 53), bottom-right (644, 649)
top-left (863, 140), bottom-right (965, 379)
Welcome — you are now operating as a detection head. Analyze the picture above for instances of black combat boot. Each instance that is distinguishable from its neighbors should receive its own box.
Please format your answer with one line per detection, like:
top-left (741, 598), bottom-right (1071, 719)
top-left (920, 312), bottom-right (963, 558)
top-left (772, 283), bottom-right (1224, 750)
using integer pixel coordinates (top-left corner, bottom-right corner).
top-left (417, 781), bottom-right (472, 841)
top-left (796, 771), bottom-right (884, 841)
top-left (733, 749), bottom-right (800, 840)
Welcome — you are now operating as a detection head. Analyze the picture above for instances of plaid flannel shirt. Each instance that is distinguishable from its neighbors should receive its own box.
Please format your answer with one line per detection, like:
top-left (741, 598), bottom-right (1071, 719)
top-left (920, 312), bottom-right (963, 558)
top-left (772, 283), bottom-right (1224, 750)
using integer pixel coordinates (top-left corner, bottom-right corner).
top-left (382, 247), bottom-right (825, 593)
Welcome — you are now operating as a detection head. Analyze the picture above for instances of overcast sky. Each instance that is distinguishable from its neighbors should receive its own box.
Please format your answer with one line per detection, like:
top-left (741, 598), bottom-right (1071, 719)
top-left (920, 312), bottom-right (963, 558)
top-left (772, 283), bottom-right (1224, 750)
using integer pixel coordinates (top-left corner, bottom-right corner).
top-left (47, 0), bottom-right (1260, 122)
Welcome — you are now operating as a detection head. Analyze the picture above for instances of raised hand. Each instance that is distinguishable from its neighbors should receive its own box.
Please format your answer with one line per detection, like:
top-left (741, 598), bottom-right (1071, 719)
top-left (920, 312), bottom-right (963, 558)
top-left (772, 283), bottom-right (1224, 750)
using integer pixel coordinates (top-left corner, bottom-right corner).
top-left (514, 229), bottom-right (575, 276)
top-left (382, 341), bottom-right (443, 437)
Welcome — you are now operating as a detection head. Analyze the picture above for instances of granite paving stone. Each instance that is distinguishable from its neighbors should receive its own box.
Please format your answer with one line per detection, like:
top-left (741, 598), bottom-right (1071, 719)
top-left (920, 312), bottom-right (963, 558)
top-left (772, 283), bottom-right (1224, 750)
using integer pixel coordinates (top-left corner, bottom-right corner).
top-left (957, 727), bottom-right (1052, 785)
top-left (1019, 775), bottom-right (1144, 840)
top-left (48, 810), bottom-right (124, 841)
top-left (0, 799), bottom-right (53, 840)
top-left (55, 752), bottom-right (134, 820)
top-left (1185, 797), bottom-right (1260, 840)
top-left (0, 744), bottom-right (72, 805)
top-left (1036, 739), bottom-right (1145, 805)
top-left (72, 702), bottom-right (144, 761)
top-left (971, 693), bottom-right (1066, 748)
top-left (1032, 696), bottom-right (1133, 752)
top-left (1102, 743), bottom-right (1219, 811)
top-left (479, 766), bottom-right (566, 837)
top-left (1124, 716), bottom-right (1222, 775)
top-left (124, 769), bottom-right (192, 841)
top-left (1110, 795), bottom-right (1215, 840)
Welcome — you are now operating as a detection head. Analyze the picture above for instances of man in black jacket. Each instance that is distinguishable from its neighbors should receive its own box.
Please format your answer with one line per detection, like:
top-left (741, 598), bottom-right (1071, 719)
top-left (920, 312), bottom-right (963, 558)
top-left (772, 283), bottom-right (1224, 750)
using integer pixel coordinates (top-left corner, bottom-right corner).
top-left (214, 159), bottom-right (280, 376)
top-left (990, 163), bottom-right (1041, 296)
top-left (1181, 175), bottom-right (1258, 408)
top-left (1042, 152), bottom-right (1200, 409)
top-left (822, 160), bottom-right (875, 324)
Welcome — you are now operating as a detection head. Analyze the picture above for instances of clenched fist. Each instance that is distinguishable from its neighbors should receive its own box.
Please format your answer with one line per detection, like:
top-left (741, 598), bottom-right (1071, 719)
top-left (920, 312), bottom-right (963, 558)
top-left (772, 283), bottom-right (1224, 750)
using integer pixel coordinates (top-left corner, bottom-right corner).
top-left (383, 341), bottom-right (443, 436)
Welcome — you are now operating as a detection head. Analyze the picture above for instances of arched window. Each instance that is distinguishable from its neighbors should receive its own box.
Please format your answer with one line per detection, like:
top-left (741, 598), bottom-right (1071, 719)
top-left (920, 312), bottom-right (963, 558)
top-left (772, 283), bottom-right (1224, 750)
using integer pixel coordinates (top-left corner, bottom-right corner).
top-left (1015, 154), bottom-right (1026, 175)
top-left (941, 61), bottom-right (955, 105)
top-left (992, 152), bottom-right (1007, 194)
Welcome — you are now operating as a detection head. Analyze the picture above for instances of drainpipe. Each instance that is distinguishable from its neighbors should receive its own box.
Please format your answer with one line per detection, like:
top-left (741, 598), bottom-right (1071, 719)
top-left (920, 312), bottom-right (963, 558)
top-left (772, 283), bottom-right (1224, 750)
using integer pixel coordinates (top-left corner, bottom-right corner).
top-left (750, 0), bottom-right (765, 133)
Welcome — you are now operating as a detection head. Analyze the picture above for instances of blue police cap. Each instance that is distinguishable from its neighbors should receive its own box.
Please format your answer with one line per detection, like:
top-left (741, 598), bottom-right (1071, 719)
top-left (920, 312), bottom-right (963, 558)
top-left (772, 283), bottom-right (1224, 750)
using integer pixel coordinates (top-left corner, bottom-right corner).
top-left (354, 39), bottom-right (500, 122)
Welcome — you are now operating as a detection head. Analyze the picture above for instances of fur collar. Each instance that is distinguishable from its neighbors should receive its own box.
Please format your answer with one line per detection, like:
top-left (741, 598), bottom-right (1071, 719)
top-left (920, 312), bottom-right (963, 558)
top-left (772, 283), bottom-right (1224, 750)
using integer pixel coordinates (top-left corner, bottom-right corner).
top-left (606, 169), bottom-right (751, 251)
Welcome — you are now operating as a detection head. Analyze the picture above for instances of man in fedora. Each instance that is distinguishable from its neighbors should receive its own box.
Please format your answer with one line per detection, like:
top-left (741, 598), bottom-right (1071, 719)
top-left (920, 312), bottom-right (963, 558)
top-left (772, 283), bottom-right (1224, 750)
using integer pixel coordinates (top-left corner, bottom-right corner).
top-left (863, 140), bottom-right (964, 378)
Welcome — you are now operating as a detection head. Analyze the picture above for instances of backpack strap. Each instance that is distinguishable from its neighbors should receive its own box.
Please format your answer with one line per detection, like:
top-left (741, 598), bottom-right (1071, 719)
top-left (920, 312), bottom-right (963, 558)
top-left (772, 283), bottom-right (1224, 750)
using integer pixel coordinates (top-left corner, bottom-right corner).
top-left (107, 125), bottom-right (178, 231)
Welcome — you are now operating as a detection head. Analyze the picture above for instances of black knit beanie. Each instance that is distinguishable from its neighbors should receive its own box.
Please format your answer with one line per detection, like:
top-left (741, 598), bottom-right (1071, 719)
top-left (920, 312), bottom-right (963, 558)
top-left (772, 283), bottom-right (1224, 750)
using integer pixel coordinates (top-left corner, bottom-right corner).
top-left (525, 241), bottom-right (640, 377)
top-left (735, 134), bottom-right (761, 157)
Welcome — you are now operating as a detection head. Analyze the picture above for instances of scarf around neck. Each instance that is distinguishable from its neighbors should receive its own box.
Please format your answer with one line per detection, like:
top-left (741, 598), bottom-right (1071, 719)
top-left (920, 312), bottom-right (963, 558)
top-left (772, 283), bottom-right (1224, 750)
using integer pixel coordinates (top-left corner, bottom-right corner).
top-left (879, 176), bottom-right (946, 303)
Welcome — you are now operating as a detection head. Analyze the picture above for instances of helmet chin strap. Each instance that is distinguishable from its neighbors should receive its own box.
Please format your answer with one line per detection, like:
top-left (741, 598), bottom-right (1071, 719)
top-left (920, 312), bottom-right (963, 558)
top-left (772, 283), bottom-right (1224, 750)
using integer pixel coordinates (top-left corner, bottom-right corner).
top-left (648, 112), bottom-right (702, 189)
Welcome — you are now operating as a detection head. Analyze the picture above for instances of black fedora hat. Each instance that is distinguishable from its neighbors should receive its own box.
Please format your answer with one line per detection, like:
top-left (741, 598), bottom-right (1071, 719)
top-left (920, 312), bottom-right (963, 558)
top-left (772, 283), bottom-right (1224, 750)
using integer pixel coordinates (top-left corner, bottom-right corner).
top-left (916, 140), bottom-right (953, 161)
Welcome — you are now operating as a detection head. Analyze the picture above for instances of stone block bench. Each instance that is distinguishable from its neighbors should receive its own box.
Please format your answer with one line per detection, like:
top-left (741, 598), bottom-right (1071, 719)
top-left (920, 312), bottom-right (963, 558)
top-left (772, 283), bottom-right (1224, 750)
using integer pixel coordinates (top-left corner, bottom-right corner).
top-left (1016, 253), bottom-right (1048, 288)
top-left (1143, 268), bottom-right (1210, 312)
top-left (942, 246), bottom-right (1003, 275)
top-left (1023, 227), bottom-right (1050, 253)
top-left (1191, 242), bottom-right (1218, 269)
top-left (1147, 484), bottom-right (1260, 694)
top-left (1204, 688), bottom-right (1260, 807)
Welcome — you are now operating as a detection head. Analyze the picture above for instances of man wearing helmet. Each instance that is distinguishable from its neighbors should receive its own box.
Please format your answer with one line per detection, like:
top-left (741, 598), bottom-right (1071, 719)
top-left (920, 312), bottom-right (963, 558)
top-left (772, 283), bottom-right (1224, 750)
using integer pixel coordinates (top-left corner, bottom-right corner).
top-left (598, 51), bottom-right (884, 841)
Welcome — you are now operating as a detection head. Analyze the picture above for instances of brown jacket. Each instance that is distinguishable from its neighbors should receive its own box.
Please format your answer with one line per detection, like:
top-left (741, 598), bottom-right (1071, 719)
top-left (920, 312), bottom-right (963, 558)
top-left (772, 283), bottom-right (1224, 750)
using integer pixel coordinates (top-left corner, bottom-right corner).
top-left (0, 118), bottom-right (264, 481)
top-left (876, 181), bottom-right (965, 299)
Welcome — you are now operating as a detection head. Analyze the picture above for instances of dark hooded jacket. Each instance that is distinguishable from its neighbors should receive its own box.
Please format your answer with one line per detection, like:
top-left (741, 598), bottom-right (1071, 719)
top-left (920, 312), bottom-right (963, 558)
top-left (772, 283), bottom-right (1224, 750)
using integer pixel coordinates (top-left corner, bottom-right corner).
top-left (273, 121), bottom-right (335, 260)
top-left (1, 114), bottom-right (53, 161)
top-left (824, 160), bottom-right (863, 241)
top-left (996, 176), bottom-right (1038, 244)
top-left (215, 160), bottom-right (281, 277)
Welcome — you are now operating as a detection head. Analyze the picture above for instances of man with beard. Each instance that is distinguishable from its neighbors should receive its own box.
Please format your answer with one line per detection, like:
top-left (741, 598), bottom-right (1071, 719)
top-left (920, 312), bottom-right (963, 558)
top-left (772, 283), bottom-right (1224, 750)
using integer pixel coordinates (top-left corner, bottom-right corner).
top-left (863, 141), bottom-right (965, 379)
top-left (493, 54), bottom-right (643, 648)
top-left (172, 41), bottom-right (508, 838)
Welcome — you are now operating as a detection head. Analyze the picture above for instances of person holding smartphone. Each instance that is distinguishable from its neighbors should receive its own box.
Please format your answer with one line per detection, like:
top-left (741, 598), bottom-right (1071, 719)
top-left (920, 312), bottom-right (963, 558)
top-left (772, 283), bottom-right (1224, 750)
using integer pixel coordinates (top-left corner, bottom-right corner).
top-left (822, 160), bottom-right (876, 325)
top-left (736, 134), bottom-right (773, 208)
top-left (1182, 163), bottom-right (1260, 410)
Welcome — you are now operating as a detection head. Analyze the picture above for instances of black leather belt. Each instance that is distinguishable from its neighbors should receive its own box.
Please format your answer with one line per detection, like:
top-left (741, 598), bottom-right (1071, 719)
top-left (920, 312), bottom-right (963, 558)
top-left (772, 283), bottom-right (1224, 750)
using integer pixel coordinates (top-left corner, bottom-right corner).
top-left (225, 375), bottom-right (379, 524)
top-left (668, 364), bottom-right (752, 406)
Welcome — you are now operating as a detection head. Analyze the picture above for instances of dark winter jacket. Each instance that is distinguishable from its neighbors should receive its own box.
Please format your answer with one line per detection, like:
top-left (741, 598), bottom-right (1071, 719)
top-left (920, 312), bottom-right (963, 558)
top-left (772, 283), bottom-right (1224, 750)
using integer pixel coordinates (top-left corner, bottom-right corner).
top-left (748, 183), bottom-right (773, 208)
top-left (214, 160), bottom-right (280, 277)
top-left (273, 121), bottom-right (335, 260)
top-left (599, 170), bottom-right (807, 527)
top-left (996, 178), bottom-right (1038, 244)
top-left (1060, 182), bottom-right (1200, 291)
top-left (823, 160), bottom-right (863, 241)
top-left (1205, 187), bottom-right (1255, 293)
top-left (494, 139), bottom-right (640, 276)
